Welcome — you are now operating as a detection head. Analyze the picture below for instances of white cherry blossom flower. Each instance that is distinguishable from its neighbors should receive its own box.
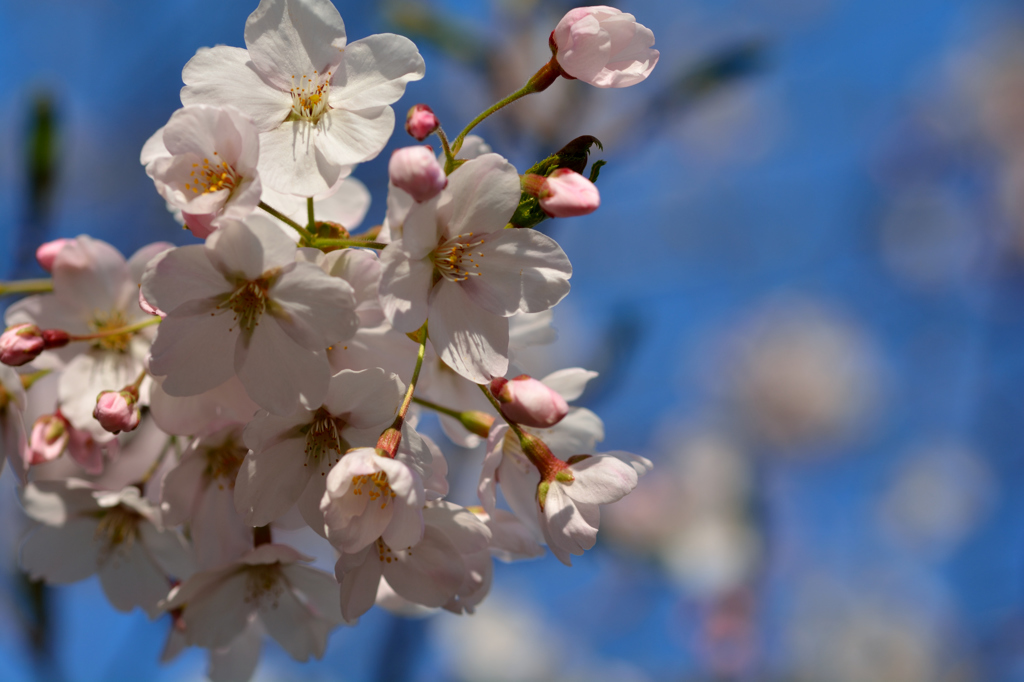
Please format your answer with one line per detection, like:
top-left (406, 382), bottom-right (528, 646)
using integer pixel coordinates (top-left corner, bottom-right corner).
top-left (234, 368), bottom-right (402, 531)
top-left (6, 237), bottom-right (169, 438)
top-left (20, 481), bottom-right (194, 617)
top-left (335, 501), bottom-right (491, 622)
top-left (142, 219), bottom-right (358, 415)
top-left (320, 446), bottom-right (425, 554)
top-left (180, 0), bottom-right (425, 196)
top-left (142, 105), bottom-right (262, 239)
top-left (378, 153), bottom-right (572, 382)
top-left (161, 426), bottom-right (253, 569)
top-left (163, 543), bottom-right (342, 662)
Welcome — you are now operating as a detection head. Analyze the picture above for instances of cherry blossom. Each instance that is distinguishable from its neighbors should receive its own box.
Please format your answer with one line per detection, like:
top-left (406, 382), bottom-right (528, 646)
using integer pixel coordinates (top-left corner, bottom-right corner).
top-left (20, 481), bottom-right (194, 616)
top-left (162, 543), bottom-right (342, 661)
top-left (180, 0), bottom-right (425, 196)
top-left (378, 153), bottom-right (572, 382)
top-left (142, 105), bottom-right (262, 238)
top-left (142, 219), bottom-right (358, 415)
top-left (234, 368), bottom-right (402, 531)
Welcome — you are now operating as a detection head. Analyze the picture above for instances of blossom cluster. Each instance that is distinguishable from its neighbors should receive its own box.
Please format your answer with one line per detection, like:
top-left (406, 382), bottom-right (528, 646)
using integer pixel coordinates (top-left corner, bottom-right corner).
top-left (0, 1), bottom-right (658, 679)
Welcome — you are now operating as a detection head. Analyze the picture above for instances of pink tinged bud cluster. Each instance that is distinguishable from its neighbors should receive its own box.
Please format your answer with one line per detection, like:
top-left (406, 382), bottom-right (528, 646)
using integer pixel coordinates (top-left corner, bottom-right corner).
top-left (0, 324), bottom-right (70, 367)
top-left (552, 6), bottom-right (660, 88)
top-left (491, 375), bottom-right (569, 427)
top-left (388, 146), bottom-right (448, 202)
top-left (405, 104), bottom-right (439, 141)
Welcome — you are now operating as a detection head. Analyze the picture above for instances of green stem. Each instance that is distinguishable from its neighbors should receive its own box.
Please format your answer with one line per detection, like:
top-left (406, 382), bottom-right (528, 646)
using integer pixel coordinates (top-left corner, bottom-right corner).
top-left (259, 201), bottom-right (314, 243)
top-left (68, 317), bottom-right (160, 342)
top-left (128, 368), bottom-right (147, 393)
top-left (0, 279), bottom-right (53, 296)
top-left (436, 127), bottom-right (456, 172)
top-left (377, 325), bottom-right (427, 457)
top-left (412, 396), bottom-right (463, 420)
top-left (312, 238), bottom-right (387, 250)
top-left (306, 197), bottom-right (315, 232)
top-left (452, 84), bottom-right (535, 158)
top-left (451, 58), bottom-right (563, 160)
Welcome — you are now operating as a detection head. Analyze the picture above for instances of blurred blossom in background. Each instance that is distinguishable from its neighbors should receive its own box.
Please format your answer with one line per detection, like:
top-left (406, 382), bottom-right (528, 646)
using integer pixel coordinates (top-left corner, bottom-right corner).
top-left (5, 0), bottom-right (1024, 680)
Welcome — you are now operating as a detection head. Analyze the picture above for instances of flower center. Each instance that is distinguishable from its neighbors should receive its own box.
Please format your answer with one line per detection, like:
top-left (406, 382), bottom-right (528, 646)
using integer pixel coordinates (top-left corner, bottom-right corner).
top-left (203, 434), bottom-right (247, 489)
top-left (94, 505), bottom-right (141, 561)
top-left (184, 152), bottom-right (239, 195)
top-left (303, 407), bottom-right (348, 472)
top-left (218, 277), bottom-right (271, 334)
top-left (432, 233), bottom-right (487, 283)
top-left (351, 470), bottom-right (396, 509)
top-left (243, 563), bottom-right (284, 607)
top-left (374, 537), bottom-right (412, 564)
top-left (90, 310), bottom-right (132, 353)
top-left (287, 71), bottom-right (332, 124)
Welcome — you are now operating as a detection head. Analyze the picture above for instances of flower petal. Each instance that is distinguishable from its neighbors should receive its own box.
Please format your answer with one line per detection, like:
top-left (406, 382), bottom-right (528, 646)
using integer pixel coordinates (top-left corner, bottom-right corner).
top-left (378, 243), bottom-right (433, 333)
top-left (441, 154), bottom-right (520, 239)
top-left (234, 317), bottom-right (331, 414)
top-left (244, 0), bottom-right (347, 89)
top-left (181, 45), bottom-right (293, 131)
top-left (427, 282), bottom-right (508, 383)
top-left (328, 33), bottom-right (424, 110)
top-left (234, 439), bottom-right (311, 526)
top-left (269, 261), bottom-right (358, 349)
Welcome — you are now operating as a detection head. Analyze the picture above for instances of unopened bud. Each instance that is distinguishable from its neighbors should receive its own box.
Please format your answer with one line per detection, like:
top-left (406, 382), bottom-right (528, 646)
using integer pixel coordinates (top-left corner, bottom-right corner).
top-left (405, 104), bottom-right (439, 141)
top-left (93, 389), bottom-right (140, 434)
top-left (35, 239), bottom-right (71, 272)
top-left (459, 410), bottom-right (495, 438)
top-left (490, 375), bottom-right (569, 428)
top-left (0, 324), bottom-right (45, 366)
top-left (28, 413), bottom-right (69, 465)
top-left (537, 169), bottom-right (600, 218)
top-left (389, 146), bottom-right (448, 203)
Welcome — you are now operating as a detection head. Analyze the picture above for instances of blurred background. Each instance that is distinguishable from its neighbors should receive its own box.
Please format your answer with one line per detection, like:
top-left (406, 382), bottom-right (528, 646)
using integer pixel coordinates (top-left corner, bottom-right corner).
top-left (3, 0), bottom-right (1024, 679)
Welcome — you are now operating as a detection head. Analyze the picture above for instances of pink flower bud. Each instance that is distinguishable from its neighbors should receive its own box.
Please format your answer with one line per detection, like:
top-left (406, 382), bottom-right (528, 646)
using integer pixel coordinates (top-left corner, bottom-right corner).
top-left (35, 239), bottom-right (71, 272)
top-left (0, 324), bottom-right (45, 366)
top-left (389, 146), bottom-right (448, 202)
top-left (537, 169), bottom-right (600, 218)
top-left (28, 413), bottom-right (69, 466)
top-left (405, 104), bottom-right (439, 142)
top-left (490, 375), bottom-right (569, 428)
top-left (93, 390), bottom-right (140, 434)
top-left (553, 6), bottom-right (659, 88)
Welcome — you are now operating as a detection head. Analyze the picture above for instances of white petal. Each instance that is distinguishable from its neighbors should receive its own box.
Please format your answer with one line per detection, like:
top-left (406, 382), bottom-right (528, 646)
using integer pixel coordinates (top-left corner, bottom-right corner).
top-left (244, 0), bottom-right (347, 89)
top-left (328, 33), bottom-right (424, 110)
top-left (422, 501), bottom-right (491, 554)
top-left (269, 261), bottom-right (358, 349)
top-left (427, 282), bottom-right (508, 383)
top-left (234, 318), bottom-right (330, 414)
top-left (460, 228), bottom-right (571, 316)
top-left (184, 573), bottom-right (252, 649)
top-left (282, 564), bottom-right (343, 623)
top-left (190, 484), bottom-right (253, 570)
top-left (53, 236), bottom-right (133, 314)
top-left (98, 539), bottom-right (171, 616)
top-left (441, 154), bottom-right (520, 238)
top-left (384, 526), bottom-right (463, 608)
top-left (148, 309), bottom-right (239, 397)
top-left (565, 455), bottom-right (638, 505)
top-left (315, 106), bottom-right (395, 167)
top-left (208, 620), bottom-right (263, 682)
top-left (257, 121), bottom-right (337, 196)
top-left (128, 242), bottom-right (175, 286)
top-left (378, 244), bottom-right (432, 333)
top-left (540, 368), bottom-right (598, 402)
top-left (336, 548), bottom-right (381, 622)
top-left (234, 440), bottom-right (311, 526)
top-left (159, 452), bottom-right (207, 526)
top-left (322, 368), bottom-right (401, 428)
top-left (207, 219), bottom-right (296, 279)
top-left (182, 45), bottom-right (293, 130)
top-left (141, 245), bottom-right (231, 315)
top-left (259, 586), bottom-right (331, 661)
